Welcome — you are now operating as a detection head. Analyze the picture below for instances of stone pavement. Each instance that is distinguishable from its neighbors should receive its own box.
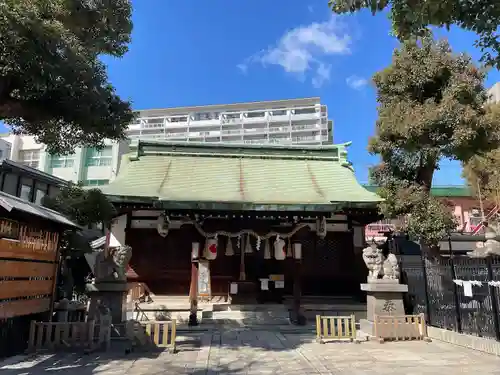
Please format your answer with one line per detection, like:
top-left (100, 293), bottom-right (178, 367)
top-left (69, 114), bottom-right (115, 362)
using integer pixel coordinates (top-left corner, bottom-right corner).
top-left (2, 330), bottom-right (500, 374)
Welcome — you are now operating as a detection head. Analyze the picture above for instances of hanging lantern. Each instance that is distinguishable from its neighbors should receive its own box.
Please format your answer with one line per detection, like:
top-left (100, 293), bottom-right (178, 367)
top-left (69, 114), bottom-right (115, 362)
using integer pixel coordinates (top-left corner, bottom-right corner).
top-left (317, 216), bottom-right (327, 239)
top-left (264, 239), bottom-right (271, 260)
top-left (274, 236), bottom-right (286, 260)
top-left (191, 242), bottom-right (200, 260)
top-left (225, 237), bottom-right (234, 256)
top-left (293, 243), bottom-right (302, 259)
top-left (205, 237), bottom-right (218, 260)
top-left (157, 214), bottom-right (169, 238)
top-left (245, 234), bottom-right (253, 254)
top-left (286, 239), bottom-right (292, 258)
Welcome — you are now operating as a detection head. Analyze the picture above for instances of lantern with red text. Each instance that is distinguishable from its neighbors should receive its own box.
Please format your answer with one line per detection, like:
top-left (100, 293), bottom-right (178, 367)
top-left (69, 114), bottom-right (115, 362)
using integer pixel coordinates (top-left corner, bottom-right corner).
top-left (274, 237), bottom-right (286, 260)
top-left (191, 242), bottom-right (200, 260)
top-left (205, 238), bottom-right (218, 260)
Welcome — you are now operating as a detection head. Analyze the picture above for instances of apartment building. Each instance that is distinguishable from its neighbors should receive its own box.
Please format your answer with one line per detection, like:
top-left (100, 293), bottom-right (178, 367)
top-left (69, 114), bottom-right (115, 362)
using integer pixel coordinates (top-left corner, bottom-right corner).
top-left (0, 134), bottom-right (128, 186)
top-left (0, 97), bottom-right (332, 185)
top-left (128, 97), bottom-right (332, 146)
top-left (488, 82), bottom-right (500, 103)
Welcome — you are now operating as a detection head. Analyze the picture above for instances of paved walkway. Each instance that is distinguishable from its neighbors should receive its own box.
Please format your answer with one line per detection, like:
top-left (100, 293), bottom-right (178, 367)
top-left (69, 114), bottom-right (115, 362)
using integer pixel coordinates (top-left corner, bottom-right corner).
top-left (2, 330), bottom-right (500, 374)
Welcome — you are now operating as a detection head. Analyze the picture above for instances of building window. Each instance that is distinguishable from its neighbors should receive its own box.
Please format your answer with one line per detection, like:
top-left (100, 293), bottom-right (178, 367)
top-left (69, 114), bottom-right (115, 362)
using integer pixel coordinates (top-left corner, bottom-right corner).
top-left (34, 182), bottom-right (48, 205)
top-left (85, 147), bottom-right (112, 167)
top-left (83, 179), bottom-right (109, 187)
top-left (19, 177), bottom-right (33, 201)
top-left (35, 189), bottom-right (46, 205)
top-left (49, 154), bottom-right (75, 168)
top-left (19, 150), bottom-right (40, 168)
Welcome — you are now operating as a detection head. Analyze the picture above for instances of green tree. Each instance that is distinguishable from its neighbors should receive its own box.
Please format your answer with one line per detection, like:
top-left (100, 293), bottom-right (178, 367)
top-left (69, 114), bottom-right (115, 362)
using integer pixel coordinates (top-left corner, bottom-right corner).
top-left (463, 129), bottom-right (500, 203)
top-left (43, 182), bottom-right (116, 299)
top-left (369, 38), bottom-right (500, 249)
top-left (0, 0), bottom-right (135, 154)
top-left (329, 0), bottom-right (500, 69)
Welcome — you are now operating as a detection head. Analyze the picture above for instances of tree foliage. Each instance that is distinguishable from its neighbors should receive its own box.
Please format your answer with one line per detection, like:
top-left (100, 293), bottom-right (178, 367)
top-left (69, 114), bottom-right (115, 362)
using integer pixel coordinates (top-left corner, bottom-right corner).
top-left (43, 182), bottom-right (116, 230)
top-left (369, 38), bottom-right (500, 247)
top-left (0, 0), bottom-right (135, 154)
top-left (329, 0), bottom-right (500, 69)
top-left (43, 182), bottom-right (116, 298)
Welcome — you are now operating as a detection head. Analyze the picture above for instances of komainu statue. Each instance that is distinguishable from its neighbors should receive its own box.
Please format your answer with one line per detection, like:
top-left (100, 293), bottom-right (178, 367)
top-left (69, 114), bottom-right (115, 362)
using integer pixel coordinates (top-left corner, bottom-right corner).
top-left (470, 225), bottom-right (500, 257)
top-left (93, 245), bottom-right (133, 283)
top-left (362, 242), bottom-right (400, 282)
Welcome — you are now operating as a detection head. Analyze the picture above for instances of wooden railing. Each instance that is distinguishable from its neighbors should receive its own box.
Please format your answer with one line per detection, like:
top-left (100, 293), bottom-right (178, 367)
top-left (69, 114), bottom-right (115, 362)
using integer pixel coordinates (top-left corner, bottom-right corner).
top-left (126, 320), bottom-right (177, 352)
top-left (374, 314), bottom-right (430, 343)
top-left (27, 318), bottom-right (111, 352)
top-left (315, 315), bottom-right (359, 344)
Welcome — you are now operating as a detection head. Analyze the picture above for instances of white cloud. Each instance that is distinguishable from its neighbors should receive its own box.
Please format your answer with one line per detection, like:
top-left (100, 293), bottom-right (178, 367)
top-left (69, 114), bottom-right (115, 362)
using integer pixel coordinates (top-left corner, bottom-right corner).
top-left (238, 16), bottom-right (351, 88)
top-left (346, 75), bottom-right (367, 90)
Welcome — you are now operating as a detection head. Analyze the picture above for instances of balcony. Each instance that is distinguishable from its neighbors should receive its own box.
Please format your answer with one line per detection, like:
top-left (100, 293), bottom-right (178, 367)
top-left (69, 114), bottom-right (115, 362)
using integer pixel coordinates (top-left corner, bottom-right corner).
top-left (188, 119), bottom-right (221, 128)
top-left (165, 132), bottom-right (188, 139)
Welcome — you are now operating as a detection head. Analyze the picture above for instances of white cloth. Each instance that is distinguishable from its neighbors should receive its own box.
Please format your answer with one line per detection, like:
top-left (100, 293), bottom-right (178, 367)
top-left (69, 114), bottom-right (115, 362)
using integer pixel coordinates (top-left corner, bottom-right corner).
top-left (260, 279), bottom-right (269, 291)
top-left (453, 279), bottom-right (482, 297)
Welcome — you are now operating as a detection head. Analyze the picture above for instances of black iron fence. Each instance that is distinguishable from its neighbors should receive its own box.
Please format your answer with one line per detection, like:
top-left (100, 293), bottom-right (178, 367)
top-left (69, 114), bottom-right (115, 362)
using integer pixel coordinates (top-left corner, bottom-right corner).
top-left (399, 250), bottom-right (500, 340)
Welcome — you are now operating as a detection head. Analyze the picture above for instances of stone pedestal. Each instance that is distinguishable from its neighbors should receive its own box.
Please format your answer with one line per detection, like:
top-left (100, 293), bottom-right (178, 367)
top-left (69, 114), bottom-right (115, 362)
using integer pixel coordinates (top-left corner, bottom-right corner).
top-left (86, 281), bottom-right (129, 324)
top-left (359, 280), bottom-right (408, 336)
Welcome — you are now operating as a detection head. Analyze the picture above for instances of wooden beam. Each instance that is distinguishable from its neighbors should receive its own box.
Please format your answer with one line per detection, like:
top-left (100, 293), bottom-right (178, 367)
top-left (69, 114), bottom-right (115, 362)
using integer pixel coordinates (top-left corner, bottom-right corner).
top-left (0, 279), bottom-right (53, 299)
top-left (0, 260), bottom-right (55, 278)
top-left (0, 298), bottom-right (51, 319)
top-left (0, 240), bottom-right (57, 262)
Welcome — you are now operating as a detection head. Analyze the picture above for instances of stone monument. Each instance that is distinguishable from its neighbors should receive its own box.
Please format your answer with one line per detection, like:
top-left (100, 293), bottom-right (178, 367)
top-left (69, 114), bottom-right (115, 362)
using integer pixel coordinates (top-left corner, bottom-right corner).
top-left (86, 243), bottom-right (132, 324)
top-left (359, 241), bottom-right (408, 336)
top-left (469, 224), bottom-right (500, 257)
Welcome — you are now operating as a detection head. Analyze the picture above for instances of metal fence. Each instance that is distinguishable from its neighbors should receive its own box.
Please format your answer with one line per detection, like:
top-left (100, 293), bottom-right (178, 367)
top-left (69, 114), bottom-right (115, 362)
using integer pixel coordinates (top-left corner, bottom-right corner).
top-left (398, 248), bottom-right (500, 341)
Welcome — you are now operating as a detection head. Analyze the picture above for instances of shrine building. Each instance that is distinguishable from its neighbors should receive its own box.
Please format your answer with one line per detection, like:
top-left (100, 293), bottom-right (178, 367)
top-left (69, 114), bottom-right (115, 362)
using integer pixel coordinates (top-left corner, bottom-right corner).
top-left (100, 141), bottom-right (382, 318)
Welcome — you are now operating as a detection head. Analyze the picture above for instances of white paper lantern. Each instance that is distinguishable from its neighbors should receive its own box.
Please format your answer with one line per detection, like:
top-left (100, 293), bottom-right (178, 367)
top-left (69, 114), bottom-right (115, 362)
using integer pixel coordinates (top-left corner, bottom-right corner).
top-left (274, 237), bottom-right (286, 260)
top-left (205, 238), bottom-right (218, 260)
top-left (317, 216), bottom-right (327, 239)
top-left (191, 242), bottom-right (200, 260)
top-left (157, 214), bottom-right (169, 238)
top-left (293, 243), bottom-right (302, 259)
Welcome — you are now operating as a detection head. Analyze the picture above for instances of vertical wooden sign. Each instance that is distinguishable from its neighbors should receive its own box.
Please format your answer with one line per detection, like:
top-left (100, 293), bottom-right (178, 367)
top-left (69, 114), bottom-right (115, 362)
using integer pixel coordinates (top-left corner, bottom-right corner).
top-left (197, 260), bottom-right (211, 302)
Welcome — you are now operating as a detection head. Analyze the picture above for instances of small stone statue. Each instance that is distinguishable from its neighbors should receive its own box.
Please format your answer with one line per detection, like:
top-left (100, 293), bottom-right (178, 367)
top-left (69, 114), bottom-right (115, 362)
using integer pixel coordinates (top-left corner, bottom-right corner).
top-left (383, 253), bottom-right (400, 280)
top-left (470, 225), bottom-right (500, 257)
top-left (93, 245), bottom-right (133, 283)
top-left (362, 242), bottom-right (384, 281)
top-left (362, 241), bottom-right (400, 282)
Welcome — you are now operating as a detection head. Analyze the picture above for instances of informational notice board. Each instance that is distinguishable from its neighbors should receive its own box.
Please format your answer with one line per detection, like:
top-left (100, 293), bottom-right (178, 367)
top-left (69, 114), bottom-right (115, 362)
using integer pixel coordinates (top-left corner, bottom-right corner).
top-left (197, 260), bottom-right (212, 301)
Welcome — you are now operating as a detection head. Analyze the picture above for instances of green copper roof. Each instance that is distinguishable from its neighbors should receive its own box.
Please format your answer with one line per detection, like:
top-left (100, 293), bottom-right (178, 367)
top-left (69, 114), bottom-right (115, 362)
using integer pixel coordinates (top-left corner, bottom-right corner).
top-left (362, 185), bottom-right (472, 197)
top-left (102, 141), bottom-right (382, 211)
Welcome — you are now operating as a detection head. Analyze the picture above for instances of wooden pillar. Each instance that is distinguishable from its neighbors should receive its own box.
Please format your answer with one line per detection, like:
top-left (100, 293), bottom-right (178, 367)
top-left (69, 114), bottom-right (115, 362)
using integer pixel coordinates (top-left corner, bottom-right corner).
top-left (188, 242), bottom-right (200, 326)
top-left (290, 233), bottom-right (306, 325)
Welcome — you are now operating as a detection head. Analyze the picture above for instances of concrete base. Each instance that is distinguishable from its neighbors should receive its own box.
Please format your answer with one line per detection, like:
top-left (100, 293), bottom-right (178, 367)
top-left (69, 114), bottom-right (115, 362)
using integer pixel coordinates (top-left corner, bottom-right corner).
top-left (86, 282), bottom-right (128, 324)
top-left (361, 282), bottom-right (408, 321)
top-left (359, 319), bottom-right (375, 336)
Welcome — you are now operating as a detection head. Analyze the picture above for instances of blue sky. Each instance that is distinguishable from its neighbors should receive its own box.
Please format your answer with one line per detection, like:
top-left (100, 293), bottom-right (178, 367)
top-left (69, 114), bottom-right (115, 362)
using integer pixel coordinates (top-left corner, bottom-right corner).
top-left (20, 1), bottom-right (500, 185)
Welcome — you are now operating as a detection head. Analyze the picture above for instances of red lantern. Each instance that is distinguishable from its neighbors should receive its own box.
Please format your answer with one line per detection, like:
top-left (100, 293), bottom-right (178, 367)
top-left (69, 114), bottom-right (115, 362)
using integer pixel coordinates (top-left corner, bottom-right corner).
top-left (205, 238), bottom-right (218, 260)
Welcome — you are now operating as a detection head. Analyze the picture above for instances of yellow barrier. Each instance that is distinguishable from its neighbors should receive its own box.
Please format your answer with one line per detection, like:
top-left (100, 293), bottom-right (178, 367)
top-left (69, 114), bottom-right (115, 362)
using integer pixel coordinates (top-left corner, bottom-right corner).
top-left (126, 320), bottom-right (177, 352)
top-left (315, 315), bottom-right (359, 344)
top-left (374, 314), bottom-right (430, 343)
